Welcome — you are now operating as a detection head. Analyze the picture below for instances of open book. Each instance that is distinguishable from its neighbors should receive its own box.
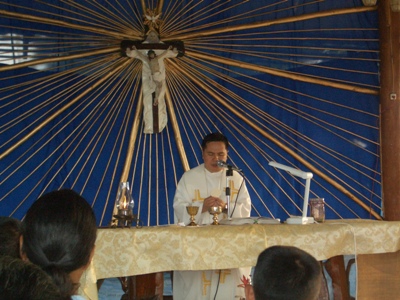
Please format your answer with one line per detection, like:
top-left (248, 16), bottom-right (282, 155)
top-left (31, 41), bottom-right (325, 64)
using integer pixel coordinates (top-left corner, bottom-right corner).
top-left (219, 217), bottom-right (281, 225)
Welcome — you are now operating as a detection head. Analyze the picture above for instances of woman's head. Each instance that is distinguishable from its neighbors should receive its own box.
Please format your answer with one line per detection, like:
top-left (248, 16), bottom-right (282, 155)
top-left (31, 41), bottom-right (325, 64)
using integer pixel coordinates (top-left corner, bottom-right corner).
top-left (22, 189), bottom-right (97, 295)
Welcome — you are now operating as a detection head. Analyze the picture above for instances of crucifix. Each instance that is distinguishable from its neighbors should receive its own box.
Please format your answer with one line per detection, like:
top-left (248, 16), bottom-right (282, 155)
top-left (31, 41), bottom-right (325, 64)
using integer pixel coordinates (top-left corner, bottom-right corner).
top-left (121, 9), bottom-right (184, 134)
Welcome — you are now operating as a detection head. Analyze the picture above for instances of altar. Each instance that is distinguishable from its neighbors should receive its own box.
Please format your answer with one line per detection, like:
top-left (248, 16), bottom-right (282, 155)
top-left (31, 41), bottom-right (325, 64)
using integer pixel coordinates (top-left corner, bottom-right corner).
top-left (80, 219), bottom-right (400, 300)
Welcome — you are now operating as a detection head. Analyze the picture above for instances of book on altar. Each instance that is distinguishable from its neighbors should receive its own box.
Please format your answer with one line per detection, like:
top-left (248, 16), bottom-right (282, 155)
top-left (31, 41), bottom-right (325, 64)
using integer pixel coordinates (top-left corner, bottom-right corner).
top-left (219, 217), bottom-right (281, 225)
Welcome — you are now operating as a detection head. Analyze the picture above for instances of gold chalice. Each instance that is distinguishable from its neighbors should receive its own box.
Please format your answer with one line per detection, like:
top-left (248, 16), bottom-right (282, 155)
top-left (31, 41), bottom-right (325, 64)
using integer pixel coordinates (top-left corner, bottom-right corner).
top-left (208, 206), bottom-right (222, 225)
top-left (186, 205), bottom-right (199, 226)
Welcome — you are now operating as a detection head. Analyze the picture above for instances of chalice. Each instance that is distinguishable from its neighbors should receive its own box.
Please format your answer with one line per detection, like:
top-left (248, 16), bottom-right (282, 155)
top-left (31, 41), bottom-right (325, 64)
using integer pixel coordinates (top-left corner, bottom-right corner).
top-left (208, 206), bottom-right (222, 225)
top-left (186, 205), bottom-right (199, 226)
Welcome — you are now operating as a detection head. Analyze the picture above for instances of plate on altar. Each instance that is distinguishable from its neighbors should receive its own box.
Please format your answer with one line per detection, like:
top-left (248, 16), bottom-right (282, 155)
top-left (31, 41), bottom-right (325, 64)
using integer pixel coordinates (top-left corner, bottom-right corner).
top-left (219, 217), bottom-right (281, 225)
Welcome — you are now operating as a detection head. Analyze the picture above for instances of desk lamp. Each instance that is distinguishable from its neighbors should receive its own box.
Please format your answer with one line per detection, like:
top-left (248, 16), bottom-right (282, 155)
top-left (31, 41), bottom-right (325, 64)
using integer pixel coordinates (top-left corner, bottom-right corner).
top-left (269, 161), bottom-right (314, 224)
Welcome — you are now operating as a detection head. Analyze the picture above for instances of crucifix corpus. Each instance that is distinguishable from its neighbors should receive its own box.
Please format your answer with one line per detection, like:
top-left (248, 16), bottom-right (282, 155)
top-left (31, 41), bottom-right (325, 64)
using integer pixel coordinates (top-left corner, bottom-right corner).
top-left (121, 9), bottom-right (184, 134)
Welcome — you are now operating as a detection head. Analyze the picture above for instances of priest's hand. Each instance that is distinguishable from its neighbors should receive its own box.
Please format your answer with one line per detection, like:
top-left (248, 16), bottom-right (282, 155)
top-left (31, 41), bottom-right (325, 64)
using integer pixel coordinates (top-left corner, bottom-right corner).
top-left (202, 196), bottom-right (226, 213)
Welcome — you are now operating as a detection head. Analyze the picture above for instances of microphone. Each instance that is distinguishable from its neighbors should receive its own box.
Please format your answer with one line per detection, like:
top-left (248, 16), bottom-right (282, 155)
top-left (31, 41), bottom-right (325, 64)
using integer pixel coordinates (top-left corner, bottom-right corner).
top-left (217, 160), bottom-right (242, 172)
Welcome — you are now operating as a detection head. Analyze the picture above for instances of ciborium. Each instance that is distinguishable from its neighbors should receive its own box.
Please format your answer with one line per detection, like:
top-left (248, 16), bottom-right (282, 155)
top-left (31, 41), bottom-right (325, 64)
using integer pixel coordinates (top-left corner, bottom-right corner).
top-left (186, 205), bottom-right (199, 226)
top-left (208, 206), bottom-right (222, 225)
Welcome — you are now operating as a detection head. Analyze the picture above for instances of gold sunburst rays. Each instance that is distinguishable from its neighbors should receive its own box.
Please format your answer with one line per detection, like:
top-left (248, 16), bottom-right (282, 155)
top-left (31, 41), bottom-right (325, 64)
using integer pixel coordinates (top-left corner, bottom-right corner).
top-left (66, 64), bottom-right (142, 224)
top-left (183, 55), bottom-right (381, 159)
top-left (165, 88), bottom-right (190, 172)
top-left (0, 56), bottom-right (141, 183)
top-left (164, 6), bottom-right (377, 41)
top-left (160, 0), bottom-right (256, 37)
top-left (182, 53), bottom-right (379, 130)
top-left (161, 0), bottom-right (310, 38)
top-left (0, 47), bottom-right (120, 73)
top-left (174, 53), bottom-right (381, 197)
top-left (3, 0), bottom-right (146, 36)
top-left (186, 50), bottom-right (378, 94)
top-left (176, 54), bottom-right (381, 190)
top-left (185, 33), bottom-right (380, 62)
top-left (31, 0), bottom-right (142, 35)
top-left (166, 59), bottom-right (297, 218)
top-left (171, 51), bottom-right (379, 218)
top-left (2, 60), bottom-right (143, 225)
top-left (167, 66), bottom-right (356, 220)
top-left (1, 68), bottom-right (142, 218)
top-left (105, 71), bottom-right (144, 224)
top-left (162, 5), bottom-right (379, 95)
top-left (167, 56), bottom-right (382, 219)
top-left (0, 8), bottom-right (141, 40)
top-left (0, 54), bottom-right (122, 145)
top-left (0, 55), bottom-right (130, 159)
top-left (0, 31), bottom-right (120, 65)
top-left (52, 0), bottom-right (145, 34)
top-left (0, 1), bottom-right (383, 223)
top-left (184, 43), bottom-right (379, 83)
top-left (184, 52), bottom-right (380, 136)
top-left (181, 28), bottom-right (380, 83)
top-left (0, 54), bottom-right (120, 144)
top-left (130, 118), bottom-right (183, 225)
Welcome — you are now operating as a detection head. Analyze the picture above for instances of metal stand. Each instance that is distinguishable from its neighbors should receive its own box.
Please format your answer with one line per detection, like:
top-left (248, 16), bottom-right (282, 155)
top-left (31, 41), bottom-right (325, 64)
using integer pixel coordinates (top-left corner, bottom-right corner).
top-left (225, 167), bottom-right (233, 219)
top-left (112, 214), bottom-right (142, 228)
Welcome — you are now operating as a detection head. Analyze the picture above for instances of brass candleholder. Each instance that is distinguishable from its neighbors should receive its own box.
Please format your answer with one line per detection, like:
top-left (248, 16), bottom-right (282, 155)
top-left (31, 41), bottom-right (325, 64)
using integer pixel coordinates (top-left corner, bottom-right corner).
top-left (208, 206), bottom-right (222, 225)
top-left (113, 213), bottom-right (138, 228)
top-left (186, 206), bottom-right (199, 226)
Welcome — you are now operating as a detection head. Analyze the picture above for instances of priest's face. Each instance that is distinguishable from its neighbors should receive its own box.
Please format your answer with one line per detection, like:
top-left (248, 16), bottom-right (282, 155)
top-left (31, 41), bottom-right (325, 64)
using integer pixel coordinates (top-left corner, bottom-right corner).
top-left (202, 141), bottom-right (228, 173)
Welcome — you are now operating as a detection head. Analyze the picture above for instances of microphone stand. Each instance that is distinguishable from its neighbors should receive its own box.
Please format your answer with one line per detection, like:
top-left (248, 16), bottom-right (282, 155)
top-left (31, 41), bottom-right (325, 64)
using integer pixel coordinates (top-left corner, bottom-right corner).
top-left (225, 166), bottom-right (233, 220)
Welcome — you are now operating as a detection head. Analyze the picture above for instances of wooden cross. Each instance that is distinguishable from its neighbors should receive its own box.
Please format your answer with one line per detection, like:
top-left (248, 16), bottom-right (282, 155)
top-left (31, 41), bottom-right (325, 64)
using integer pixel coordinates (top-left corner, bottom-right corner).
top-left (120, 40), bottom-right (185, 57)
top-left (121, 40), bottom-right (184, 133)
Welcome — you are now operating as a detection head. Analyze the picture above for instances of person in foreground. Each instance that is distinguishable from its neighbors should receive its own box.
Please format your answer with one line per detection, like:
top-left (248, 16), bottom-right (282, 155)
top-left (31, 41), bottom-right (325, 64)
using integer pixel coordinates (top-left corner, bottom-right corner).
top-left (0, 255), bottom-right (66, 300)
top-left (0, 216), bottom-right (22, 258)
top-left (21, 189), bottom-right (97, 300)
top-left (245, 245), bottom-right (322, 300)
top-left (173, 132), bottom-right (251, 300)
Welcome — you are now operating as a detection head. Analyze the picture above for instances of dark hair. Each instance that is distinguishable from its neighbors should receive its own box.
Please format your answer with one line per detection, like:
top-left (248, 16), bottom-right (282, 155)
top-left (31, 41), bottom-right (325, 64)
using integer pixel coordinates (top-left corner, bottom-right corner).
top-left (0, 216), bottom-right (22, 258)
top-left (22, 189), bottom-right (97, 297)
top-left (0, 255), bottom-right (67, 300)
top-left (252, 246), bottom-right (322, 300)
top-left (148, 49), bottom-right (156, 56)
top-left (201, 132), bottom-right (229, 150)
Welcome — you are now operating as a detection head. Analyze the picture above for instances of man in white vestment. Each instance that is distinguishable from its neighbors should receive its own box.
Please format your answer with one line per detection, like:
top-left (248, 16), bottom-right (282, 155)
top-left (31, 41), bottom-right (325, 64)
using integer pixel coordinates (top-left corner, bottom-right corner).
top-left (173, 132), bottom-right (252, 300)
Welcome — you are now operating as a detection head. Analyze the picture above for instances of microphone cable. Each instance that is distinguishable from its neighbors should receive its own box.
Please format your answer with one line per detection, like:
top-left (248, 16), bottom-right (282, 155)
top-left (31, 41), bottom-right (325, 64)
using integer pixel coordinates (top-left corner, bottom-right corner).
top-left (213, 269), bottom-right (222, 300)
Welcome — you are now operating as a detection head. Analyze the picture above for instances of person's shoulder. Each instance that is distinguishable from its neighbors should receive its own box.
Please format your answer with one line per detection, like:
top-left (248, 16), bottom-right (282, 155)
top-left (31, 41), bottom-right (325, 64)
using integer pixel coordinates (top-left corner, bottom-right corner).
top-left (184, 164), bottom-right (204, 175)
top-left (179, 164), bottom-right (204, 181)
top-left (232, 170), bottom-right (244, 179)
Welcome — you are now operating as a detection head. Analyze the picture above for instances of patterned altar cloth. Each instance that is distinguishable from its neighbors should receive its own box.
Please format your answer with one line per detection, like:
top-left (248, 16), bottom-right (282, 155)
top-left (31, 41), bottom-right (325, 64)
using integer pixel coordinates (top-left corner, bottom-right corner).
top-left (80, 219), bottom-right (400, 300)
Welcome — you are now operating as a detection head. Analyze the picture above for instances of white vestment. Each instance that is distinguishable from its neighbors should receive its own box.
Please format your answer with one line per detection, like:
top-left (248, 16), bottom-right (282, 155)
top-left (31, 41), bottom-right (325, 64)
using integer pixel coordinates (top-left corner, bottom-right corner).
top-left (126, 47), bottom-right (178, 134)
top-left (173, 164), bottom-right (251, 300)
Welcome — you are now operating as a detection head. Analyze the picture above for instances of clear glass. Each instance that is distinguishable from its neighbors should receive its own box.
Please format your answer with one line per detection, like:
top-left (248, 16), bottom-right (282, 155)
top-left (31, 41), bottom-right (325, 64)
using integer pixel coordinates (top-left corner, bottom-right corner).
top-left (115, 182), bottom-right (134, 216)
top-left (310, 198), bottom-right (325, 223)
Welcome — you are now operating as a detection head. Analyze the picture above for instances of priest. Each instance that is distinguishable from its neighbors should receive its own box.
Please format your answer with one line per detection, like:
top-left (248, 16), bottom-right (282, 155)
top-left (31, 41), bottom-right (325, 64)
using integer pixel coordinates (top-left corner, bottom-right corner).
top-left (173, 132), bottom-right (252, 300)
